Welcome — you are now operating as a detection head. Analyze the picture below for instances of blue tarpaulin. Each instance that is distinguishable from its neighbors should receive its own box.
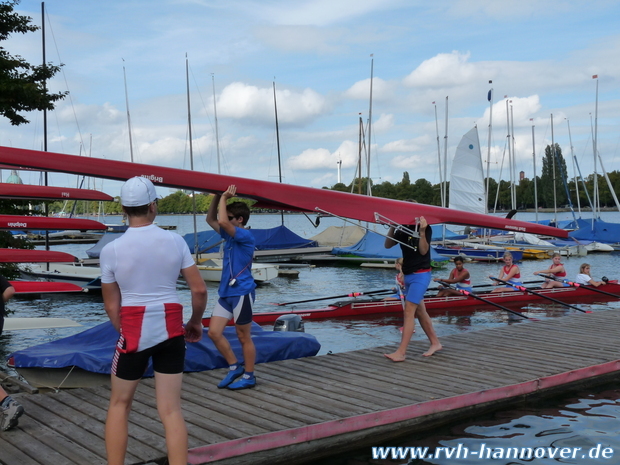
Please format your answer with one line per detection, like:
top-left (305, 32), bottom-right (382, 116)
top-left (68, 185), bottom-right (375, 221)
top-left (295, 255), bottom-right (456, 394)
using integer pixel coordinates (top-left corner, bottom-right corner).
top-left (184, 225), bottom-right (317, 254)
top-left (9, 321), bottom-right (320, 377)
top-left (332, 230), bottom-right (447, 261)
top-left (569, 218), bottom-right (620, 244)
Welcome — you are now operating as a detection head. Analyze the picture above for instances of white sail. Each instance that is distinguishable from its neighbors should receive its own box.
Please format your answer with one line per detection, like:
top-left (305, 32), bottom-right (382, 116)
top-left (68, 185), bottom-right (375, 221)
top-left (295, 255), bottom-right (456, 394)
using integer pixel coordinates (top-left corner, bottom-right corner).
top-left (449, 127), bottom-right (485, 214)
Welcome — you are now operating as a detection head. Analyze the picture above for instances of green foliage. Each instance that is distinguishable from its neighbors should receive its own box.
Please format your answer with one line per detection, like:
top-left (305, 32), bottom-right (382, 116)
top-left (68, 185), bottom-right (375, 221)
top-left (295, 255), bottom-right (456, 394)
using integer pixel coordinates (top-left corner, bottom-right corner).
top-left (540, 143), bottom-right (568, 208)
top-left (0, 0), bottom-right (67, 125)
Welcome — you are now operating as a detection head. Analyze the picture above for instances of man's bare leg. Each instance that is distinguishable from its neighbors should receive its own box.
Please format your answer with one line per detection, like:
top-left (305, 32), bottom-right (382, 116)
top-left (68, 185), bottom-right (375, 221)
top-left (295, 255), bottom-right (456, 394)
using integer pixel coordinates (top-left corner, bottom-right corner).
top-left (416, 301), bottom-right (442, 356)
top-left (235, 323), bottom-right (256, 373)
top-left (207, 315), bottom-right (237, 365)
top-left (155, 372), bottom-right (188, 465)
top-left (384, 301), bottom-right (417, 362)
top-left (106, 376), bottom-right (140, 465)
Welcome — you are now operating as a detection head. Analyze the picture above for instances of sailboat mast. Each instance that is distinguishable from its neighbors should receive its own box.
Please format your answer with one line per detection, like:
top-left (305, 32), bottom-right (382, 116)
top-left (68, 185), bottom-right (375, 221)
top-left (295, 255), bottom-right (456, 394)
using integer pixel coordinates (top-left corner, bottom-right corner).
top-left (42, 2), bottom-right (50, 255)
top-left (510, 103), bottom-right (516, 210)
top-left (366, 55), bottom-right (373, 196)
top-left (504, 99), bottom-right (512, 211)
top-left (122, 60), bottom-right (134, 163)
top-left (273, 81), bottom-right (284, 225)
top-left (357, 114), bottom-right (363, 195)
top-left (185, 55), bottom-right (198, 255)
top-left (211, 74), bottom-right (221, 174)
top-left (566, 118), bottom-right (581, 216)
top-left (550, 113), bottom-right (558, 225)
top-left (485, 82), bottom-right (493, 214)
top-left (592, 75), bottom-right (599, 218)
top-left (443, 96), bottom-right (448, 207)
top-left (531, 120), bottom-right (538, 222)
top-left (434, 102), bottom-right (444, 207)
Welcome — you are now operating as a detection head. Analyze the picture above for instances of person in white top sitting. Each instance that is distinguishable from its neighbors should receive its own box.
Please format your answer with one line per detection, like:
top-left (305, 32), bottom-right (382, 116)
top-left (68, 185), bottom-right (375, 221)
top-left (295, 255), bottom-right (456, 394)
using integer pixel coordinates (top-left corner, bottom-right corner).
top-left (575, 263), bottom-right (606, 287)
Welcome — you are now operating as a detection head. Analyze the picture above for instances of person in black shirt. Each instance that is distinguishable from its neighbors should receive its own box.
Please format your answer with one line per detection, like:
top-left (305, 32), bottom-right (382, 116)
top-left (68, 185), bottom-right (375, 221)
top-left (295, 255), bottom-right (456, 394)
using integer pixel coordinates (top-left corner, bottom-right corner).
top-left (384, 217), bottom-right (441, 361)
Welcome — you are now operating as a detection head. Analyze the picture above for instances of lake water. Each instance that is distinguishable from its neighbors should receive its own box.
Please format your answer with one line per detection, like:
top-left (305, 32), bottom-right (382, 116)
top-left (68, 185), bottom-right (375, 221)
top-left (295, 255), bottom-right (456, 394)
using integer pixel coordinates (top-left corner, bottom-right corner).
top-left (2, 211), bottom-right (620, 464)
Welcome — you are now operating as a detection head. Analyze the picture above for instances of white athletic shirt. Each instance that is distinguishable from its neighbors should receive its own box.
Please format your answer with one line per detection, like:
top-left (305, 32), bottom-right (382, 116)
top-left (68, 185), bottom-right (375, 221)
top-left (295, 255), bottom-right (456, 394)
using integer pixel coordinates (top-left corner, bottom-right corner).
top-left (100, 224), bottom-right (195, 352)
top-left (100, 224), bottom-right (194, 306)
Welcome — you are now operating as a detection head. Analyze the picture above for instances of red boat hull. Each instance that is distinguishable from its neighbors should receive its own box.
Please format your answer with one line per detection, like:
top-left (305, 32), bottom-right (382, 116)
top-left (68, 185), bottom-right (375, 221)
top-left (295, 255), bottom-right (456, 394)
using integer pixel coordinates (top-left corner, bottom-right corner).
top-left (0, 145), bottom-right (567, 237)
top-left (0, 215), bottom-right (106, 231)
top-left (201, 283), bottom-right (620, 326)
top-left (10, 281), bottom-right (84, 294)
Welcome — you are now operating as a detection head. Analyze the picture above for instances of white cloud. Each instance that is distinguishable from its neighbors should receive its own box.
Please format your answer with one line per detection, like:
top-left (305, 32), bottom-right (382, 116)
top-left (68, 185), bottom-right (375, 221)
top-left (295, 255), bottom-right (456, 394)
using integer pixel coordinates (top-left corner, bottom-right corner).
top-left (345, 77), bottom-right (393, 102)
top-left (217, 82), bottom-right (328, 126)
top-left (287, 139), bottom-right (359, 170)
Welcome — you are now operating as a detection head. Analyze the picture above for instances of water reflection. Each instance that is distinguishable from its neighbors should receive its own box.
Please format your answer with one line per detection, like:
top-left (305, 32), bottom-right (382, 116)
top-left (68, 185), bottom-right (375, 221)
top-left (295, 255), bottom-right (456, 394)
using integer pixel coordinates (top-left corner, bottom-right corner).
top-left (320, 385), bottom-right (620, 465)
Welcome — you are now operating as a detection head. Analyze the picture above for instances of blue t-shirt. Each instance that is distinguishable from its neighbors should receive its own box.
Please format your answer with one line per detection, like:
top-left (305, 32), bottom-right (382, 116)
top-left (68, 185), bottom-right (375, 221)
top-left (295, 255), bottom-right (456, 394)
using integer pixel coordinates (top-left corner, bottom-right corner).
top-left (218, 226), bottom-right (257, 297)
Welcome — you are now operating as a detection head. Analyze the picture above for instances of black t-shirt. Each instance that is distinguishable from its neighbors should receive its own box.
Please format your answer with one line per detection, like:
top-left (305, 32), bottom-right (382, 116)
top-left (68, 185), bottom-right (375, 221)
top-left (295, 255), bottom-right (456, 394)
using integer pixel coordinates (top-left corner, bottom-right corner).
top-left (394, 225), bottom-right (433, 275)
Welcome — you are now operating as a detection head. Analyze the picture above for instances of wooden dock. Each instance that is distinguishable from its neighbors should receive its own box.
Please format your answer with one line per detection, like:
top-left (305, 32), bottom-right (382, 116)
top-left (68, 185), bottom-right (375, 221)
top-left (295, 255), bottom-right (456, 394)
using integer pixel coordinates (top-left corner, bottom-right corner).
top-left (2, 309), bottom-right (620, 465)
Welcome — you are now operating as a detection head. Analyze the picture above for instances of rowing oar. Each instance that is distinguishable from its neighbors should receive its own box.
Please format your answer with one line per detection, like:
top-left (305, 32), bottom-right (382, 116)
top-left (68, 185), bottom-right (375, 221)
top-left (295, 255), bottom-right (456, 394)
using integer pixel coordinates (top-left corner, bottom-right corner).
top-left (437, 281), bottom-right (534, 320)
top-left (490, 276), bottom-right (590, 313)
top-left (273, 288), bottom-right (394, 306)
top-left (537, 273), bottom-right (620, 298)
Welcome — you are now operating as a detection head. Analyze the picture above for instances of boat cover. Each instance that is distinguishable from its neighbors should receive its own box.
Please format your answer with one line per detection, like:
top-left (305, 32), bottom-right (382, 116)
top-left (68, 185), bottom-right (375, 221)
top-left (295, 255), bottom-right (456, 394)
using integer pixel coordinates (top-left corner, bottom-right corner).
top-left (8, 321), bottom-right (320, 377)
top-left (569, 218), bottom-right (620, 244)
top-left (332, 230), bottom-right (448, 261)
top-left (85, 233), bottom-right (124, 258)
top-left (184, 225), bottom-right (317, 254)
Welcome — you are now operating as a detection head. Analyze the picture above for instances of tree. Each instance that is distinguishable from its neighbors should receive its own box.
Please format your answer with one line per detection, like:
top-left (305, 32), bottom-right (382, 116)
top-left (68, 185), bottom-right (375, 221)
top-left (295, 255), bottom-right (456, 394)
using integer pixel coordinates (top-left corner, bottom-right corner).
top-left (0, 0), bottom-right (67, 125)
top-left (540, 143), bottom-right (568, 208)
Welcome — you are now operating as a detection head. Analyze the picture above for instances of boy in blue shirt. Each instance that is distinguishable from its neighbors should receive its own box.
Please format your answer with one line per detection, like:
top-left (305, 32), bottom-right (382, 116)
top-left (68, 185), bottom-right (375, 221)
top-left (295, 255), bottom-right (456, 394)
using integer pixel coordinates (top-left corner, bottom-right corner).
top-left (206, 185), bottom-right (257, 390)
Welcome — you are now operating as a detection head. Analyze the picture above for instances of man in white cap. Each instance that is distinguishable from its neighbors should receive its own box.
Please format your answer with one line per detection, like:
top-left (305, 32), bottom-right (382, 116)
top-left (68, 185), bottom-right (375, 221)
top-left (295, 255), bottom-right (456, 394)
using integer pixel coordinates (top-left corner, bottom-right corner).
top-left (100, 176), bottom-right (207, 465)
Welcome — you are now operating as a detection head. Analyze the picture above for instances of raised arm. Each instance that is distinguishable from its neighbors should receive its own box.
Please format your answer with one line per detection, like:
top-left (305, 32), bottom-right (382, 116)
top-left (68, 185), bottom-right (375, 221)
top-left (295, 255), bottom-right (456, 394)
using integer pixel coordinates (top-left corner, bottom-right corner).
top-left (417, 217), bottom-right (429, 256)
top-left (206, 193), bottom-right (221, 233)
top-left (217, 185), bottom-right (238, 237)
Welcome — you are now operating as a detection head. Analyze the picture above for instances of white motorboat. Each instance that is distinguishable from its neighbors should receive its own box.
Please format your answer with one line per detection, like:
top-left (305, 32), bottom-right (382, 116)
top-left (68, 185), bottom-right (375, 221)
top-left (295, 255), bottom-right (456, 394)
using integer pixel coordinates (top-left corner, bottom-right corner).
top-left (197, 258), bottom-right (278, 283)
top-left (19, 262), bottom-right (102, 290)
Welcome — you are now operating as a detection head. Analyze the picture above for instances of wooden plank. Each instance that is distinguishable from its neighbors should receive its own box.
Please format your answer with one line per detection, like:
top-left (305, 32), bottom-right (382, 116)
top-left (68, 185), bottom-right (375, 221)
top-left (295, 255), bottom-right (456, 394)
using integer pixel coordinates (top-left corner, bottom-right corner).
top-left (183, 372), bottom-right (333, 424)
top-left (181, 377), bottom-right (305, 431)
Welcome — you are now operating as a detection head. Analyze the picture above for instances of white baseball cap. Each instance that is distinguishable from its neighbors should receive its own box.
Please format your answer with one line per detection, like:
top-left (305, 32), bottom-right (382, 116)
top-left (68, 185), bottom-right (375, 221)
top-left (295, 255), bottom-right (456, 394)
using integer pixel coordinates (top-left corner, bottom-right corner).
top-left (120, 176), bottom-right (160, 207)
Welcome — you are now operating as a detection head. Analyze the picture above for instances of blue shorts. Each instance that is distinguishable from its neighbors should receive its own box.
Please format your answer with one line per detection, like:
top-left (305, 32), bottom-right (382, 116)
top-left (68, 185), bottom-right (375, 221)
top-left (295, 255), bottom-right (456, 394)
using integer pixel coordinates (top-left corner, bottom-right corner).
top-left (505, 280), bottom-right (522, 289)
top-left (213, 291), bottom-right (256, 325)
top-left (403, 271), bottom-right (431, 305)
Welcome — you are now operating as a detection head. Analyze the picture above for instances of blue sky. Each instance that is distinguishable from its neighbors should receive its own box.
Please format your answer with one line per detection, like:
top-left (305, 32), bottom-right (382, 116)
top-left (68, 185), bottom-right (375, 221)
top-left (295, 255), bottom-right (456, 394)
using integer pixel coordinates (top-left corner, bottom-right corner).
top-left (2, 0), bottom-right (620, 198)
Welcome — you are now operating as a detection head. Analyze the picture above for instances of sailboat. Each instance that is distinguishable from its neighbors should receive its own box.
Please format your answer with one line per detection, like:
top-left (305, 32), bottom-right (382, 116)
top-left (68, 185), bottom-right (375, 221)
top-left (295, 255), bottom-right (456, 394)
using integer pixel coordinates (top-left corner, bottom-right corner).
top-left (567, 76), bottom-right (620, 249)
top-left (433, 127), bottom-right (517, 260)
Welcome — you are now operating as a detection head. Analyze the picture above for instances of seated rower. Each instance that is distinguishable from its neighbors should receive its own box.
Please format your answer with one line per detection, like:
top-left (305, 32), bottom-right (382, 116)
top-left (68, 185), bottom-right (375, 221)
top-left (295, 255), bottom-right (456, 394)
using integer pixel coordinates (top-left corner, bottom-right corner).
top-left (575, 263), bottom-right (607, 287)
top-left (490, 251), bottom-right (521, 292)
top-left (433, 256), bottom-right (471, 297)
top-left (533, 252), bottom-right (569, 288)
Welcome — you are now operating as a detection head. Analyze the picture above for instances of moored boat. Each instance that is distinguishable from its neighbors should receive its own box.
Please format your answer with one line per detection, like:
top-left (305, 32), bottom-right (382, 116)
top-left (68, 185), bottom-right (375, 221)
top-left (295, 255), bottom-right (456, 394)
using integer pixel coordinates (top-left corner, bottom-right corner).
top-left (434, 245), bottom-right (523, 262)
top-left (19, 262), bottom-right (102, 290)
top-left (203, 281), bottom-right (620, 326)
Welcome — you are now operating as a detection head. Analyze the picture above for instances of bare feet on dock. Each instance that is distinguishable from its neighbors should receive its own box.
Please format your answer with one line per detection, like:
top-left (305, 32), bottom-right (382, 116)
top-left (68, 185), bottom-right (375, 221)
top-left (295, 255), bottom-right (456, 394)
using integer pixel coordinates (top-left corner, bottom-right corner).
top-left (384, 352), bottom-right (406, 362)
top-left (423, 343), bottom-right (442, 357)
